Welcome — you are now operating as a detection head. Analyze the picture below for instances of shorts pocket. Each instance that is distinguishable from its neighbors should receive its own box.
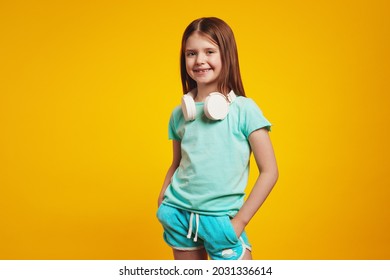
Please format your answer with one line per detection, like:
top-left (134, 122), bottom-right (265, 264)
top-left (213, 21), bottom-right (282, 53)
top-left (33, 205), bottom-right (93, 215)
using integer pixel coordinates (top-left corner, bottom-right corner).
top-left (223, 216), bottom-right (239, 244)
top-left (156, 203), bottom-right (169, 224)
top-left (156, 204), bottom-right (182, 230)
top-left (200, 215), bottom-right (240, 254)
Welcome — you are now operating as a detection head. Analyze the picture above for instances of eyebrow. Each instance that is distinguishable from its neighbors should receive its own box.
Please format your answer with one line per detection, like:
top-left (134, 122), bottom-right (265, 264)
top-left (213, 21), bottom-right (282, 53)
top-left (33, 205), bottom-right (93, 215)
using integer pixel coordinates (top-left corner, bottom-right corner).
top-left (185, 47), bottom-right (218, 52)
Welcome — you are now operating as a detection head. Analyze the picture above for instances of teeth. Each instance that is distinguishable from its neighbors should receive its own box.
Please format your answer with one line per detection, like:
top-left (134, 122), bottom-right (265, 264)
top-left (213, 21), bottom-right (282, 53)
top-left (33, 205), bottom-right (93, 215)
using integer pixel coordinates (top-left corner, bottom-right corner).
top-left (195, 69), bottom-right (210, 73)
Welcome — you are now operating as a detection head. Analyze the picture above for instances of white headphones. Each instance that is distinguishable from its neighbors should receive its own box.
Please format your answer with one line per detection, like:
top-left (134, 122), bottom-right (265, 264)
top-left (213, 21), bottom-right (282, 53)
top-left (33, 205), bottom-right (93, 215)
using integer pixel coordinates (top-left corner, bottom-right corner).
top-left (181, 90), bottom-right (236, 121)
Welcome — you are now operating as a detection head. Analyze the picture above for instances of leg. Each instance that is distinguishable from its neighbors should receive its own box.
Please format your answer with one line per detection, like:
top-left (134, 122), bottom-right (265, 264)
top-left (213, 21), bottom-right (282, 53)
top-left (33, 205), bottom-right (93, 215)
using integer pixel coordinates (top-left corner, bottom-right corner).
top-left (173, 248), bottom-right (208, 260)
top-left (158, 205), bottom-right (205, 259)
top-left (241, 248), bottom-right (252, 260)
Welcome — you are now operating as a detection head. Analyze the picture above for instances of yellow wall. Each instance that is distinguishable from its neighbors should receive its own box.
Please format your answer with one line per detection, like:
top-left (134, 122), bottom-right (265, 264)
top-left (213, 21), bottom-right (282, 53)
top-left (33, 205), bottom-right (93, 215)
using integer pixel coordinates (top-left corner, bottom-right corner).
top-left (1, 0), bottom-right (389, 259)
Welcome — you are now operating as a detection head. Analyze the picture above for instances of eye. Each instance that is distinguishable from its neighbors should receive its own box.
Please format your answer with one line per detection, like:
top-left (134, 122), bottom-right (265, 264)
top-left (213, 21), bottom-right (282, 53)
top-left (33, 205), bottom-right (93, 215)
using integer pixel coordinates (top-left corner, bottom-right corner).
top-left (207, 50), bottom-right (215, 55)
top-left (186, 51), bottom-right (196, 57)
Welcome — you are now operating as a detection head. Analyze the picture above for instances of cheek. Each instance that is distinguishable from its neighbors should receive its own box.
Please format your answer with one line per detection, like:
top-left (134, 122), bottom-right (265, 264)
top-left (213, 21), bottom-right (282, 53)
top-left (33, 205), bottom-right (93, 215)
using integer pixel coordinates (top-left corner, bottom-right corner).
top-left (185, 64), bottom-right (192, 76)
top-left (185, 59), bottom-right (193, 72)
top-left (212, 61), bottom-right (222, 74)
top-left (185, 66), bottom-right (195, 80)
top-left (210, 56), bottom-right (222, 70)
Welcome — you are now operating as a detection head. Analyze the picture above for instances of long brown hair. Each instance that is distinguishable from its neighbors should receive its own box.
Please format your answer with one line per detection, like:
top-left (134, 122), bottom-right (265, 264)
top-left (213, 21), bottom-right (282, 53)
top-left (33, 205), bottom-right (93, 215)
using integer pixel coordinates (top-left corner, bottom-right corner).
top-left (180, 17), bottom-right (246, 97)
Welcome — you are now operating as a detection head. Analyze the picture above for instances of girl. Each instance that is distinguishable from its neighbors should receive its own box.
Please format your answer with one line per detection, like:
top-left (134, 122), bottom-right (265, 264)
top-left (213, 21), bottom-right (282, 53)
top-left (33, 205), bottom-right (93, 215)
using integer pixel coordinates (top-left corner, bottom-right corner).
top-left (157, 17), bottom-right (278, 260)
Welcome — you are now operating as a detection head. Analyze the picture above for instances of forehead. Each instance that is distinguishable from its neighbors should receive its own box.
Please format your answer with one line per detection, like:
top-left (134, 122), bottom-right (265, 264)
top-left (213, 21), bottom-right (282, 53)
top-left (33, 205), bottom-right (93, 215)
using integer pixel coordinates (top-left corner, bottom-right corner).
top-left (185, 32), bottom-right (219, 49)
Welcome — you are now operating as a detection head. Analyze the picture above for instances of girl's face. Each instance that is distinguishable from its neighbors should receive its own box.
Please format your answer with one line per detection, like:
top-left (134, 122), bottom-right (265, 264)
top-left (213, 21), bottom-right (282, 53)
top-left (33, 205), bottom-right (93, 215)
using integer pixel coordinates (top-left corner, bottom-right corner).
top-left (185, 33), bottom-right (222, 91)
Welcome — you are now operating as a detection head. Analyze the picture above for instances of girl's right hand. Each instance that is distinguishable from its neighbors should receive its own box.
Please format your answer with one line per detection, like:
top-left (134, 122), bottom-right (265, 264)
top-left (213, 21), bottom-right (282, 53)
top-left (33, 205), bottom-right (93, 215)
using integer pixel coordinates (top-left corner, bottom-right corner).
top-left (157, 196), bottom-right (163, 208)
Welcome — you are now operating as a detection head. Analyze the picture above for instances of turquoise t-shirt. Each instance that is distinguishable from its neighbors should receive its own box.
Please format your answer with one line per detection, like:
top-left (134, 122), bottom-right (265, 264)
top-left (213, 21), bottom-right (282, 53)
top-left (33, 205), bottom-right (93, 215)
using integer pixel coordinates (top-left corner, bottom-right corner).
top-left (162, 96), bottom-right (271, 217)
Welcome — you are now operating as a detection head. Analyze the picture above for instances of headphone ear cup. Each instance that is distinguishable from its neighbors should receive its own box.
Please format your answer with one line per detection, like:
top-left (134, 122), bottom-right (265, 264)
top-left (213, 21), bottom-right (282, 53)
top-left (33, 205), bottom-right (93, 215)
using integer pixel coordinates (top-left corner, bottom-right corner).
top-left (204, 93), bottom-right (229, 120)
top-left (181, 94), bottom-right (196, 121)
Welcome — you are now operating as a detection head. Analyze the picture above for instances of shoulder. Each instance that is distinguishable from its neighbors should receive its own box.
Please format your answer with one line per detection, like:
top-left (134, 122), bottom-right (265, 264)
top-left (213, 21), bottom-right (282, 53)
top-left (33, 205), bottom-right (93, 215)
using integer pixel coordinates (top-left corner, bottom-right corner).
top-left (169, 104), bottom-right (185, 126)
top-left (170, 104), bottom-right (183, 118)
top-left (172, 104), bottom-right (182, 115)
top-left (234, 96), bottom-right (264, 114)
top-left (235, 96), bottom-right (254, 104)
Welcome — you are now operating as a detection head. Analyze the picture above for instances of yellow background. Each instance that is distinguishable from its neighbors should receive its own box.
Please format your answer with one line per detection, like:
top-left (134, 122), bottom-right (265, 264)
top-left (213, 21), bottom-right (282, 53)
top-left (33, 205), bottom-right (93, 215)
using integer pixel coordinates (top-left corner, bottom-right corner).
top-left (1, 0), bottom-right (389, 259)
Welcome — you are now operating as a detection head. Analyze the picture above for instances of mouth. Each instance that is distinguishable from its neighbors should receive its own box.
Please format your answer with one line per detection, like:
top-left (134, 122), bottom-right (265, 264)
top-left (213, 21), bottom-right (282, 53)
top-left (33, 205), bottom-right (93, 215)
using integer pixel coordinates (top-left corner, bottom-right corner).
top-left (194, 68), bottom-right (212, 73)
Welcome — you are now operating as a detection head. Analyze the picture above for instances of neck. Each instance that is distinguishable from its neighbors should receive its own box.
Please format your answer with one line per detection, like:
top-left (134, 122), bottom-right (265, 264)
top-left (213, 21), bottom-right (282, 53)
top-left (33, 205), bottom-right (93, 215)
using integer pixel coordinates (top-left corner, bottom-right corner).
top-left (194, 84), bottom-right (218, 102)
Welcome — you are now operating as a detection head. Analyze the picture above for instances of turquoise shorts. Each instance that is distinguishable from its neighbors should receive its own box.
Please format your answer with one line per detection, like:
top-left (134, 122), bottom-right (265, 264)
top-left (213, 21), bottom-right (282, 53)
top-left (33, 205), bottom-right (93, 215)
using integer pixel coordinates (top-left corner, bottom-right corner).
top-left (157, 203), bottom-right (252, 260)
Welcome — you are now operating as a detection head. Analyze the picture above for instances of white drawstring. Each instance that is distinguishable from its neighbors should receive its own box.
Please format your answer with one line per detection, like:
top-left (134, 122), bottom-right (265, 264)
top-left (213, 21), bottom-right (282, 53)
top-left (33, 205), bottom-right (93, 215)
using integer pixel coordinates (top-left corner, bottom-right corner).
top-left (187, 213), bottom-right (194, 239)
top-left (194, 213), bottom-right (199, 242)
top-left (186, 212), bottom-right (200, 242)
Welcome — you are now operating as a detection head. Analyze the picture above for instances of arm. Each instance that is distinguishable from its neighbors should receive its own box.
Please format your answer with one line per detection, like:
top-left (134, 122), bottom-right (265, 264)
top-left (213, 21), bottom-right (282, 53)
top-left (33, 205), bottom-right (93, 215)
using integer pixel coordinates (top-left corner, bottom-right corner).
top-left (157, 140), bottom-right (181, 207)
top-left (231, 128), bottom-right (279, 237)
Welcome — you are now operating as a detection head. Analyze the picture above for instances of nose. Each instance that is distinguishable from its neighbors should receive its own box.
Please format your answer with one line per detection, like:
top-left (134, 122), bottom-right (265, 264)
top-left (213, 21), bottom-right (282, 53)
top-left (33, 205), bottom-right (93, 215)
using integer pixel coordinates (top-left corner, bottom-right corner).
top-left (195, 53), bottom-right (206, 65)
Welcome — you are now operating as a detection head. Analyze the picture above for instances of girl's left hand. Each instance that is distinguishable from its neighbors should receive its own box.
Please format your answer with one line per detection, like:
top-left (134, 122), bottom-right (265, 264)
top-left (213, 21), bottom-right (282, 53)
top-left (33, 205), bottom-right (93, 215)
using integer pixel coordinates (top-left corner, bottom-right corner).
top-left (230, 217), bottom-right (246, 238)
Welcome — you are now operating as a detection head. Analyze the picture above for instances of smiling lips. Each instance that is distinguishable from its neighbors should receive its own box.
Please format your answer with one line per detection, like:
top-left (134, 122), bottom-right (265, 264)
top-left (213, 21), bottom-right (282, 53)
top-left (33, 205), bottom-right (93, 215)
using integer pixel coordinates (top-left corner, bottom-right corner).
top-left (194, 68), bottom-right (212, 73)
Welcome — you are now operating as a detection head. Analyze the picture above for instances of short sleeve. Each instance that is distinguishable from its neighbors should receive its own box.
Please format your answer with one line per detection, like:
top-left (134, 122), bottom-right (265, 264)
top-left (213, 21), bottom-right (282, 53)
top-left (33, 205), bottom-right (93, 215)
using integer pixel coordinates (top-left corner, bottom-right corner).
top-left (168, 111), bottom-right (181, 141)
top-left (241, 98), bottom-right (272, 138)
